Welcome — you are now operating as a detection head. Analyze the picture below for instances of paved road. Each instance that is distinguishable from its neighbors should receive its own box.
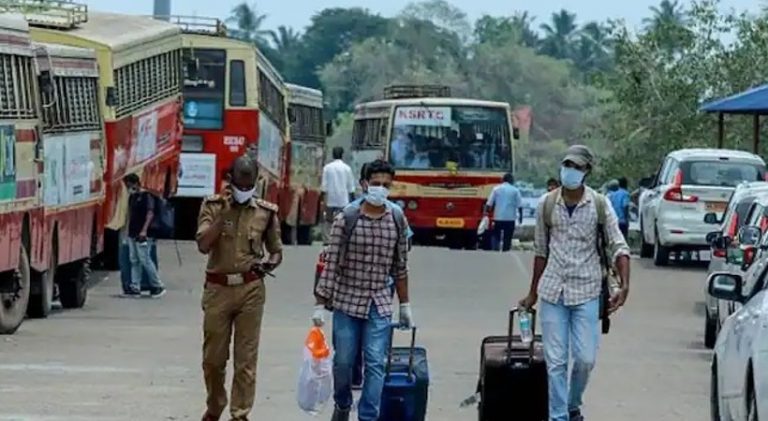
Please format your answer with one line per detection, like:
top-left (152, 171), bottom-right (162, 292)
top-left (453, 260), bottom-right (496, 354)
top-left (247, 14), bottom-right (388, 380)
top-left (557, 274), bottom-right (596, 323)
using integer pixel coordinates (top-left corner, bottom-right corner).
top-left (0, 242), bottom-right (710, 421)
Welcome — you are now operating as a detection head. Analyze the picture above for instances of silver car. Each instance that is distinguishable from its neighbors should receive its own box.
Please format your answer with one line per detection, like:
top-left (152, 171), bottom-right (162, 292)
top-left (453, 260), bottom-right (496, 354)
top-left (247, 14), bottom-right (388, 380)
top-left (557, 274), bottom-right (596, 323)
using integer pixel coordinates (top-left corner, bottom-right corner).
top-left (639, 148), bottom-right (766, 266)
top-left (708, 264), bottom-right (768, 421)
top-left (704, 182), bottom-right (768, 348)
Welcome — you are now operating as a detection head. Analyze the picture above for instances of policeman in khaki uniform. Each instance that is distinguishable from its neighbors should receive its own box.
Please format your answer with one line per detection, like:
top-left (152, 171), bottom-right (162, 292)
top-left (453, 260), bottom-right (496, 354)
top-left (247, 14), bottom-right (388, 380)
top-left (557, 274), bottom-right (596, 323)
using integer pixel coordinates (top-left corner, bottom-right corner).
top-left (196, 156), bottom-right (282, 421)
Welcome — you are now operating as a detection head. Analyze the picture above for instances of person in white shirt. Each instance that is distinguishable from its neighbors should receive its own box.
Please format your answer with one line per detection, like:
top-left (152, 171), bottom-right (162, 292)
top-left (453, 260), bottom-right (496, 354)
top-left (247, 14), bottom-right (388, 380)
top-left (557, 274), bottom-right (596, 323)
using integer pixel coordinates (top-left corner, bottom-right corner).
top-left (321, 147), bottom-right (356, 243)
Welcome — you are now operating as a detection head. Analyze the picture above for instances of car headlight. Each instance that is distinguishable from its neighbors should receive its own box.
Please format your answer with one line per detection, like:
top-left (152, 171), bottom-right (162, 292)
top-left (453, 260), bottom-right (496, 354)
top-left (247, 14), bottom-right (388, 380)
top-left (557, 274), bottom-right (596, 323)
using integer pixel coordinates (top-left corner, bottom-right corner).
top-left (407, 200), bottom-right (418, 210)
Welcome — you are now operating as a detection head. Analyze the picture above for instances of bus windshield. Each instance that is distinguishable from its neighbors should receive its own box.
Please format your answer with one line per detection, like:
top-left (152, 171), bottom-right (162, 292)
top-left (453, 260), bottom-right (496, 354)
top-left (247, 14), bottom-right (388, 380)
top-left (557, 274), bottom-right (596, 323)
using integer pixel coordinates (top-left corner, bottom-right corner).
top-left (389, 105), bottom-right (512, 171)
top-left (182, 48), bottom-right (225, 130)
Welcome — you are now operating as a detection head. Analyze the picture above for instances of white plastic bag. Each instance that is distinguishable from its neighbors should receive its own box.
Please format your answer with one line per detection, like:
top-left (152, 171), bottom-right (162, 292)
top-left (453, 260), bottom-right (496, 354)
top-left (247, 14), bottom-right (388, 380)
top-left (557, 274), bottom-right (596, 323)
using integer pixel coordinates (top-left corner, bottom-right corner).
top-left (297, 327), bottom-right (333, 415)
top-left (477, 216), bottom-right (490, 236)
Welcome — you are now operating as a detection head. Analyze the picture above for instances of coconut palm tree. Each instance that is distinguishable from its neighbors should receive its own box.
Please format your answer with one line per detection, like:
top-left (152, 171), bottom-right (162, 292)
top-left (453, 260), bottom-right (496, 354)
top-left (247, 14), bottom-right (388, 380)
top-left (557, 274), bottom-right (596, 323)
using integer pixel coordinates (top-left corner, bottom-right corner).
top-left (269, 26), bottom-right (301, 52)
top-left (643, 0), bottom-right (688, 32)
top-left (573, 22), bottom-right (612, 74)
top-left (227, 2), bottom-right (271, 47)
top-left (511, 11), bottom-right (538, 49)
top-left (539, 9), bottom-right (578, 60)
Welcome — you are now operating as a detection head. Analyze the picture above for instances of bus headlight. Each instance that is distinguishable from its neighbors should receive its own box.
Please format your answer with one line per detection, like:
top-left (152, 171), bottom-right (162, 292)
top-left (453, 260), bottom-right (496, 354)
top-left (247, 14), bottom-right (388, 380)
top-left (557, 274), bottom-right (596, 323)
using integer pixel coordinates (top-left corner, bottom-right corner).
top-left (407, 200), bottom-right (418, 210)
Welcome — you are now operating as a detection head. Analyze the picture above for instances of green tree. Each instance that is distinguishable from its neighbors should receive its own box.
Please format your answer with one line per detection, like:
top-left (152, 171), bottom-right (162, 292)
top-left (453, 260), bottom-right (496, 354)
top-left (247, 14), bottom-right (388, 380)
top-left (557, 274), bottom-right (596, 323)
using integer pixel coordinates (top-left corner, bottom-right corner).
top-left (572, 22), bottom-right (613, 76)
top-left (400, 0), bottom-right (472, 42)
top-left (474, 12), bottom-right (538, 48)
top-left (539, 9), bottom-right (579, 59)
top-left (511, 11), bottom-right (539, 49)
top-left (269, 26), bottom-right (301, 52)
top-left (227, 2), bottom-right (271, 47)
top-left (642, 0), bottom-right (691, 52)
top-left (294, 8), bottom-right (391, 88)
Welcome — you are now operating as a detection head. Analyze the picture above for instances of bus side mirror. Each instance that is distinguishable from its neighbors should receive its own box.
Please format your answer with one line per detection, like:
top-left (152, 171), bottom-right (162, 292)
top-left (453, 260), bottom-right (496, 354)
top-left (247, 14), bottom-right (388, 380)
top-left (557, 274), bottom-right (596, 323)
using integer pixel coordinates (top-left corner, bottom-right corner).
top-left (325, 122), bottom-right (334, 137)
top-left (288, 108), bottom-right (297, 123)
top-left (105, 86), bottom-right (118, 107)
top-left (512, 127), bottom-right (520, 140)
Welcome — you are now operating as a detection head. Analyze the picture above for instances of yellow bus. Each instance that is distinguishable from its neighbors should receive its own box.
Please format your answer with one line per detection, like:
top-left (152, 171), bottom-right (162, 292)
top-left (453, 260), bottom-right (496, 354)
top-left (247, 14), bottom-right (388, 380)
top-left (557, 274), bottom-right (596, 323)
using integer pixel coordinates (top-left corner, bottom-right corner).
top-left (15, 1), bottom-right (184, 267)
top-left (352, 85), bottom-right (515, 249)
top-left (287, 83), bottom-right (327, 245)
top-left (164, 16), bottom-right (259, 237)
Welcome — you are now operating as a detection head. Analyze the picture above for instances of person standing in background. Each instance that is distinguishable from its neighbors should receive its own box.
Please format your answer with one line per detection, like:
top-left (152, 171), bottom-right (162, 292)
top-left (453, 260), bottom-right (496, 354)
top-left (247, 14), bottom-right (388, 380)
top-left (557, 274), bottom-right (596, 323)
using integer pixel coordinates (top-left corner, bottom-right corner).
top-left (122, 173), bottom-right (165, 298)
top-left (547, 177), bottom-right (560, 192)
top-left (321, 147), bottom-right (356, 244)
top-left (485, 173), bottom-right (522, 252)
top-left (608, 177), bottom-right (631, 239)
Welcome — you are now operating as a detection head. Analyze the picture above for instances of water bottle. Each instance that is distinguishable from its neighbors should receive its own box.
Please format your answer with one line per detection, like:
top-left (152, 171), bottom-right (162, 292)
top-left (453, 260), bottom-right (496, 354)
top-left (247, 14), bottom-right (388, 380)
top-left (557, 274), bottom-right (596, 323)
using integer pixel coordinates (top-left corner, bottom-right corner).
top-left (518, 310), bottom-right (533, 345)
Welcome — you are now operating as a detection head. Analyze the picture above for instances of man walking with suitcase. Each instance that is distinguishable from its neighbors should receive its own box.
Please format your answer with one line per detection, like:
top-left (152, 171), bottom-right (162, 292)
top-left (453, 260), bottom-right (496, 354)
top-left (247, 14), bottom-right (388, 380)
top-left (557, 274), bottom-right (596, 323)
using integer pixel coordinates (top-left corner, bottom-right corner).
top-left (519, 145), bottom-right (631, 421)
top-left (313, 159), bottom-right (413, 421)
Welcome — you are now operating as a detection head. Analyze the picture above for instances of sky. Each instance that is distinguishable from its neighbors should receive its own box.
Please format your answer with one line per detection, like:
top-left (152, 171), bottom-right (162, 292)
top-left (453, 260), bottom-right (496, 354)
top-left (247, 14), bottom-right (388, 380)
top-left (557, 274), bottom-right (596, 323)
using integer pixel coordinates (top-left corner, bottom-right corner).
top-left (82, 0), bottom-right (763, 33)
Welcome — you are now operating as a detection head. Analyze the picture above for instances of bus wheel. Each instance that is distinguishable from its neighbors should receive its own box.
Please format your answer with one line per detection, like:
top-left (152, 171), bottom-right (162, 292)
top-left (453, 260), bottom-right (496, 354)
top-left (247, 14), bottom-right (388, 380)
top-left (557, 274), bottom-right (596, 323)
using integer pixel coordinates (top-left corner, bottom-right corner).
top-left (463, 230), bottom-right (478, 251)
top-left (297, 225), bottom-right (313, 245)
top-left (58, 258), bottom-right (90, 309)
top-left (0, 245), bottom-right (31, 334)
top-left (28, 242), bottom-right (56, 319)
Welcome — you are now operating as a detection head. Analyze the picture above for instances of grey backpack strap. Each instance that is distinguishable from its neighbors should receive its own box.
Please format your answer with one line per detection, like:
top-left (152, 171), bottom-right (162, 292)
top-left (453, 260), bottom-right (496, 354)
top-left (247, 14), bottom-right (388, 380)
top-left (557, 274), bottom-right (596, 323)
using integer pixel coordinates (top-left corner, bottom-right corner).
top-left (339, 204), bottom-right (361, 264)
top-left (542, 188), bottom-right (560, 257)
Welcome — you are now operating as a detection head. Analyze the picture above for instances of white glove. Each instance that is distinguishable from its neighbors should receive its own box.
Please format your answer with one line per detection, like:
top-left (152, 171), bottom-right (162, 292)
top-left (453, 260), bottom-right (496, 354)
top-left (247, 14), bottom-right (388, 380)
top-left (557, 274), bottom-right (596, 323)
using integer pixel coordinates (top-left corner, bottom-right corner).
top-left (399, 303), bottom-right (414, 328)
top-left (312, 305), bottom-right (327, 327)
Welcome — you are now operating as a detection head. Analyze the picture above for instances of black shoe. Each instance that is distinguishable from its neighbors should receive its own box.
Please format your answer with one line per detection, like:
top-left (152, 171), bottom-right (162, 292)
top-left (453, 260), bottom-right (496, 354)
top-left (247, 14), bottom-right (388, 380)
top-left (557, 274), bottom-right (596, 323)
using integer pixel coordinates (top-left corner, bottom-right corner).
top-left (569, 409), bottom-right (584, 421)
top-left (149, 287), bottom-right (167, 298)
top-left (121, 289), bottom-right (141, 298)
top-left (330, 406), bottom-right (350, 421)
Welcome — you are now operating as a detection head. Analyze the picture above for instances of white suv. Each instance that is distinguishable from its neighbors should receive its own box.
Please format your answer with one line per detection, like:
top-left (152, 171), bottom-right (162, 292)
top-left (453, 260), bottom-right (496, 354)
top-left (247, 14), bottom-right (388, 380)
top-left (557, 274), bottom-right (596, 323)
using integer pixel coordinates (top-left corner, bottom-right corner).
top-left (639, 149), bottom-right (766, 266)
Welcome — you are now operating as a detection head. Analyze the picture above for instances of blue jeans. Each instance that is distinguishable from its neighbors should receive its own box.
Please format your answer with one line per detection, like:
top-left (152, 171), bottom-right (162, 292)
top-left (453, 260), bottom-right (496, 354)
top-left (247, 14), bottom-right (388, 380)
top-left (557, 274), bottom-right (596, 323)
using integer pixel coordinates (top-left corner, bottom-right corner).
top-left (120, 241), bottom-right (159, 292)
top-left (352, 283), bottom-right (396, 385)
top-left (333, 305), bottom-right (391, 421)
top-left (126, 237), bottom-right (163, 292)
top-left (540, 296), bottom-right (600, 421)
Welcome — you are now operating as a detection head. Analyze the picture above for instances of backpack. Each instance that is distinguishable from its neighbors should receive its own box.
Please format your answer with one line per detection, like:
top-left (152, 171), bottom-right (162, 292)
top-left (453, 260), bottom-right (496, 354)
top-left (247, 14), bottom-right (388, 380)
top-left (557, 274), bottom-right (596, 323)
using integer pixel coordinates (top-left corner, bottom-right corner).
top-left (148, 193), bottom-right (175, 238)
top-left (541, 187), bottom-right (614, 334)
top-left (338, 202), bottom-right (407, 274)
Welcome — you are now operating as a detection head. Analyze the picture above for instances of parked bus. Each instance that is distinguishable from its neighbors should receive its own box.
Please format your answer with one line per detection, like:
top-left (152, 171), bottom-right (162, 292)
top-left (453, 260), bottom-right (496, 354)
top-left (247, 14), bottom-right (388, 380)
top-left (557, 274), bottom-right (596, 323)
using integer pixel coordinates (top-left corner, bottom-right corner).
top-left (0, 13), bottom-right (104, 333)
top-left (254, 49), bottom-right (293, 241)
top-left (23, 5), bottom-right (184, 268)
top-left (351, 85), bottom-right (515, 249)
top-left (287, 83), bottom-right (327, 245)
top-left (168, 16), bottom-right (259, 237)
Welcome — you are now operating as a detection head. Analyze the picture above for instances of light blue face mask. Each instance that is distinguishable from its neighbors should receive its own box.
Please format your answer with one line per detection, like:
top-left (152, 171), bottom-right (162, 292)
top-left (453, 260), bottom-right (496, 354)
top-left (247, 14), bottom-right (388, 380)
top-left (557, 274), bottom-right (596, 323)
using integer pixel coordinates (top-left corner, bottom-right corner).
top-left (560, 166), bottom-right (586, 190)
top-left (365, 185), bottom-right (389, 206)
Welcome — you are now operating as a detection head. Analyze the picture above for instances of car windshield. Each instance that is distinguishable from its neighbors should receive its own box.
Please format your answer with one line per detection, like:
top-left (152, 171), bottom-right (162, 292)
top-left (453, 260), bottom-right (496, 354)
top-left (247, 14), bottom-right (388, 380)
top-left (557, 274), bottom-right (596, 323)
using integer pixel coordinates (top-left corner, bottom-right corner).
top-left (389, 105), bottom-right (512, 171)
top-left (683, 161), bottom-right (765, 187)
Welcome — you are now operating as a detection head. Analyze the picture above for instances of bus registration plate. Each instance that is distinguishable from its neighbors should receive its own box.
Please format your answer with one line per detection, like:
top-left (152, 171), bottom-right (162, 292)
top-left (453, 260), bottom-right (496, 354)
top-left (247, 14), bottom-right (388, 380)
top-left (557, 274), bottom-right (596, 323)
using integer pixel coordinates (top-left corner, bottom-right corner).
top-left (436, 218), bottom-right (465, 229)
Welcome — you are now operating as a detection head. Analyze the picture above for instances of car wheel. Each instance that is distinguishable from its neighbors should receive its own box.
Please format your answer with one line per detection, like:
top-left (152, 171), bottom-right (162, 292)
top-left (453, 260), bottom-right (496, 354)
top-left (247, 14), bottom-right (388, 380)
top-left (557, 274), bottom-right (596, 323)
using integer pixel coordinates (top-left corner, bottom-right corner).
top-left (653, 227), bottom-right (670, 266)
top-left (705, 310), bottom-right (717, 349)
top-left (640, 219), bottom-right (654, 258)
top-left (711, 363), bottom-right (721, 421)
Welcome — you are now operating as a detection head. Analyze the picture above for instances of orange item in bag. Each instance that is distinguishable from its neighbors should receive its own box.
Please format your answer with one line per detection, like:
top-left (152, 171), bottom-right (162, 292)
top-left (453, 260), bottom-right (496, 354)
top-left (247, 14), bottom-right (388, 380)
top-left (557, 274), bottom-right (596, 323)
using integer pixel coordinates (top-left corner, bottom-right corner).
top-left (305, 327), bottom-right (331, 359)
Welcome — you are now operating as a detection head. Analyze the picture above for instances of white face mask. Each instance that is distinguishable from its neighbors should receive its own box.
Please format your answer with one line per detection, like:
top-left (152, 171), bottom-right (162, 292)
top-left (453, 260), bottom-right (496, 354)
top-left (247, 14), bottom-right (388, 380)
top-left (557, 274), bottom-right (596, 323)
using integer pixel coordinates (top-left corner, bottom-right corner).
top-left (365, 185), bottom-right (389, 207)
top-left (232, 187), bottom-right (256, 204)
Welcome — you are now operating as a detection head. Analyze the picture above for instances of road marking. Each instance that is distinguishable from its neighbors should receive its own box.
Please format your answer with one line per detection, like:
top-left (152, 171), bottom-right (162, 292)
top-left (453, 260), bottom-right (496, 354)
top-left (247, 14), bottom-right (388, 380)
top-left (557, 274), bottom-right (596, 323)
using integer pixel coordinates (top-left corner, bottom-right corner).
top-left (0, 363), bottom-right (190, 375)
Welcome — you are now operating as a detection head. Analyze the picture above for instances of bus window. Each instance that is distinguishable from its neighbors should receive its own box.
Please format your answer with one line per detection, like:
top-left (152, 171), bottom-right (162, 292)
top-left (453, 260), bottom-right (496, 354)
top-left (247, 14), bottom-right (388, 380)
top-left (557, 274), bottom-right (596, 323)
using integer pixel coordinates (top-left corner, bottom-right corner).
top-left (390, 105), bottom-right (511, 171)
top-left (182, 48), bottom-right (226, 130)
top-left (229, 60), bottom-right (246, 107)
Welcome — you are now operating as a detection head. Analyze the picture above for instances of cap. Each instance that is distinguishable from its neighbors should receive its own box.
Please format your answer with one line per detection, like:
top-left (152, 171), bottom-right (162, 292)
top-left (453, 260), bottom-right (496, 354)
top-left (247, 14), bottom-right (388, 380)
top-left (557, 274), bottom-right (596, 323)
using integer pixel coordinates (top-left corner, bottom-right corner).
top-left (562, 144), bottom-right (595, 168)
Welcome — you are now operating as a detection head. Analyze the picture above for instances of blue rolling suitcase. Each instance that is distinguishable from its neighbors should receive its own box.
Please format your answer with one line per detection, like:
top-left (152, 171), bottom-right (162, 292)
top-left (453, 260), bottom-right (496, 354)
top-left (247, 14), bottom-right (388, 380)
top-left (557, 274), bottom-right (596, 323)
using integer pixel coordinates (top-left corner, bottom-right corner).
top-left (380, 326), bottom-right (429, 421)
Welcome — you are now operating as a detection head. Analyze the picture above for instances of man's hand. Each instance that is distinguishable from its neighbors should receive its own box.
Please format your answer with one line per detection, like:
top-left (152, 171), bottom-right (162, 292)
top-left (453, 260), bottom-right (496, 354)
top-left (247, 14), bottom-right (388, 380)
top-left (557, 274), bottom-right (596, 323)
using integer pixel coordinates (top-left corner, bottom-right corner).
top-left (399, 303), bottom-right (414, 328)
top-left (311, 305), bottom-right (327, 327)
top-left (608, 286), bottom-right (629, 314)
top-left (519, 293), bottom-right (538, 310)
top-left (137, 232), bottom-right (148, 243)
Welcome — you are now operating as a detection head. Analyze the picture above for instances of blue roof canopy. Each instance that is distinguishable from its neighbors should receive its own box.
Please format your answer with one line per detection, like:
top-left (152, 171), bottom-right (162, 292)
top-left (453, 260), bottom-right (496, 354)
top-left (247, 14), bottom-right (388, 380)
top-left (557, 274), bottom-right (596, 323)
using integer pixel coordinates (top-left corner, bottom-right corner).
top-left (700, 84), bottom-right (768, 114)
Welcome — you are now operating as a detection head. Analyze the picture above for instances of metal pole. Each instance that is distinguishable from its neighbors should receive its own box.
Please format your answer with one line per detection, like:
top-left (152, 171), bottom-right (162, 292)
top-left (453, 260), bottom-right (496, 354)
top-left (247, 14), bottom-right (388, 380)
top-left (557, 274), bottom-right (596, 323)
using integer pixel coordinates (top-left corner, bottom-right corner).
top-left (753, 114), bottom-right (760, 154)
top-left (717, 113), bottom-right (724, 149)
top-left (153, 0), bottom-right (171, 20)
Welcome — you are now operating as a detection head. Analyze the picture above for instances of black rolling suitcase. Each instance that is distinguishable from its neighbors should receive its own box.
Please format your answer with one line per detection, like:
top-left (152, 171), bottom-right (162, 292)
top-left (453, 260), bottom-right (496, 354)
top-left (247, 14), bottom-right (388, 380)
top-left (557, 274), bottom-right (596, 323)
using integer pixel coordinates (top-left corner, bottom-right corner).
top-left (477, 308), bottom-right (548, 421)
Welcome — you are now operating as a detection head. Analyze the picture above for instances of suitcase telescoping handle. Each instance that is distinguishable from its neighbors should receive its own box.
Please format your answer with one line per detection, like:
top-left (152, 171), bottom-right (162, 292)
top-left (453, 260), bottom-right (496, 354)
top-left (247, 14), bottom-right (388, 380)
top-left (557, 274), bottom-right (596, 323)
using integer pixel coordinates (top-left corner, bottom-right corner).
top-left (507, 307), bottom-right (537, 361)
top-left (385, 323), bottom-right (416, 380)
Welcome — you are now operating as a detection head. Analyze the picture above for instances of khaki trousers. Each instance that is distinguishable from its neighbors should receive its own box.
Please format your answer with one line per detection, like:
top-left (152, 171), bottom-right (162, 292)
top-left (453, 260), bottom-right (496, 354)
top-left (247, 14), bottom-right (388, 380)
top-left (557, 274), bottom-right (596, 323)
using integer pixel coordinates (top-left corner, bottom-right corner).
top-left (202, 280), bottom-right (266, 420)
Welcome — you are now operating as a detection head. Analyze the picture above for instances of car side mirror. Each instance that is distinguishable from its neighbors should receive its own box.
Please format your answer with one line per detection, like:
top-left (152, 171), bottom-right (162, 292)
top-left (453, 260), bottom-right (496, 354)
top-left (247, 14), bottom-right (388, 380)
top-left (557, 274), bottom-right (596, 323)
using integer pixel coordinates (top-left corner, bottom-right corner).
top-left (706, 231), bottom-right (721, 246)
top-left (639, 176), bottom-right (653, 188)
top-left (704, 212), bottom-right (720, 225)
top-left (738, 225), bottom-right (762, 246)
top-left (707, 272), bottom-right (743, 302)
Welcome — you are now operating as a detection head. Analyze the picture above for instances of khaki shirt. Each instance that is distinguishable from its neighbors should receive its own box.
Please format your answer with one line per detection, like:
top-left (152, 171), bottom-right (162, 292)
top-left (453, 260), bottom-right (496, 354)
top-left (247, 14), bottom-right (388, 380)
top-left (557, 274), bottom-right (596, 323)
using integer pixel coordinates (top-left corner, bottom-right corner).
top-left (196, 195), bottom-right (282, 274)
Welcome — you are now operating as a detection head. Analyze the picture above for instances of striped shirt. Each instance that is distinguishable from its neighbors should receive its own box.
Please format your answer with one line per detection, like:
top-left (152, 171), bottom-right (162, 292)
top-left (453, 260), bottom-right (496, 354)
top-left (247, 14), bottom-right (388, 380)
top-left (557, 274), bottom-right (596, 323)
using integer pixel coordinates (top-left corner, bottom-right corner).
top-left (534, 188), bottom-right (630, 306)
top-left (316, 208), bottom-right (409, 319)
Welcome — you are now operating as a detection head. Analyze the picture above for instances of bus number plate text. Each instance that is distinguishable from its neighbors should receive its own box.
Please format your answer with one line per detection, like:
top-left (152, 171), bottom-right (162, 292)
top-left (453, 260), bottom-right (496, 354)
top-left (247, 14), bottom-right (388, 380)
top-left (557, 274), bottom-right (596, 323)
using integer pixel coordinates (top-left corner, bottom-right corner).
top-left (436, 218), bottom-right (465, 229)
